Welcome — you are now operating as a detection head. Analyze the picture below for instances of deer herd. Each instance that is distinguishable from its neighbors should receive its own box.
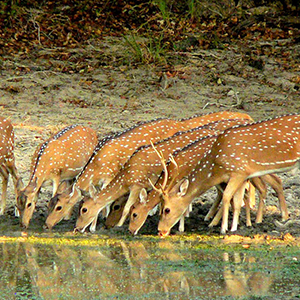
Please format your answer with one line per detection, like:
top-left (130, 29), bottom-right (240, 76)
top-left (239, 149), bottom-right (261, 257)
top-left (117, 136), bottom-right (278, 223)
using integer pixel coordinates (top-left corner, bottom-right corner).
top-left (0, 110), bottom-right (298, 236)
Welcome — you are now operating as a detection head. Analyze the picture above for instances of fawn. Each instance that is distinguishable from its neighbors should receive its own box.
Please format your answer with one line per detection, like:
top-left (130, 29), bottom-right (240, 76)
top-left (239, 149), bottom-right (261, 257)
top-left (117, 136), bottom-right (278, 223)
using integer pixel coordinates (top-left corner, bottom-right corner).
top-left (46, 111), bottom-right (253, 230)
top-left (0, 116), bottom-right (23, 214)
top-left (17, 125), bottom-right (98, 228)
top-left (75, 118), bottom-right (254, 233)
top-left (157, 114), bottom-right (295, 236)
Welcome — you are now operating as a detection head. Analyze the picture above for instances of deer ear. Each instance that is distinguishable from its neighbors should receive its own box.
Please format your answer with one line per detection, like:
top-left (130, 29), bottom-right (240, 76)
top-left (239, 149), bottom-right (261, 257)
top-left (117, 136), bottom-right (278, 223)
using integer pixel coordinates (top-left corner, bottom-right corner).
top-left (31, 177), bottom-right (38, 190)
top-left (74, 186), bottom-right (82, 197)
top-left (57, 180), bottom-right (71, 193)
top-left (68, 186), bottom-right (82, 203)
top-left (139, 188), bottom-right (148, 204)
top-left (178, 178), bottom-right (189, 197)
top-left (89, 183), bottom-right (98, 198)
top-left (16, 177), bottom-right (24, 191)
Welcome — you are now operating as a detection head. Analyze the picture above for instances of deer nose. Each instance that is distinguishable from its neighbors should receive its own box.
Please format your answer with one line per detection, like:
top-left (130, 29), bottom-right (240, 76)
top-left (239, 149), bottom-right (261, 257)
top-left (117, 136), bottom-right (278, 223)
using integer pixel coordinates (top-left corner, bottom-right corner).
top-left (158, 230), bottom-right (169, 238)
top-left (73, 227), bottom-right (85, 234)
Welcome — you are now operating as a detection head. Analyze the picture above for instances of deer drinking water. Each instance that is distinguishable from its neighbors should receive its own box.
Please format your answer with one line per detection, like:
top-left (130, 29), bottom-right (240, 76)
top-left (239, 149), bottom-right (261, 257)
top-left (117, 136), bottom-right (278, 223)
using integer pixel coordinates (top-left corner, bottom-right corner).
top-left (46, 111), bottom-right (253, 230)
top-left (106, 118), bottom-right (255, 230)
top-left (0, 116), bottom-right (23, 215)
top-left (45, 118), bottom-right (190, 230)
top-left (157, 114), bottom-right (295, 236)
top-left (75, 118), bottom-right (254, 233)
top-left (128, 131), bottom-right (285, 235)
top-left (17, 125), bottom-right (98, 228)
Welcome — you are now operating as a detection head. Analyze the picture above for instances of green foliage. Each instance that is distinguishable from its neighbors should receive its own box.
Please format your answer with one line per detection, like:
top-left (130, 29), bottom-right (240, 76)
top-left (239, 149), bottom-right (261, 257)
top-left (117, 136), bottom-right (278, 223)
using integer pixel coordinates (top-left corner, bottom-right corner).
top-left (152, 0), bottom-right (170, 20)
top-left (124, 33), bottom-right (167, 65)
top-left (0, 0), bottom-right (299, 64)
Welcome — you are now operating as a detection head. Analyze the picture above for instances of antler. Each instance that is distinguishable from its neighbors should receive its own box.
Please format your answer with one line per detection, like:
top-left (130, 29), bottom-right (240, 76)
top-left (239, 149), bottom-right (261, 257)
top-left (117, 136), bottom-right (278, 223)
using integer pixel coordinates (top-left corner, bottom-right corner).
top-left (148, 140), bottom-right (169, 194)
top-left (148, 140), bottom-right (179, 194)
top-left (165, 153), bottom-right (179, 192)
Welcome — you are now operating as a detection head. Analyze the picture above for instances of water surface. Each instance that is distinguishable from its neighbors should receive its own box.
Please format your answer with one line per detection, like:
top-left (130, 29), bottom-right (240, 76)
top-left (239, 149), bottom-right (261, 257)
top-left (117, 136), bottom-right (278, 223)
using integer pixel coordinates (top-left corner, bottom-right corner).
top-left (0, 234), bottom-right (299, 300)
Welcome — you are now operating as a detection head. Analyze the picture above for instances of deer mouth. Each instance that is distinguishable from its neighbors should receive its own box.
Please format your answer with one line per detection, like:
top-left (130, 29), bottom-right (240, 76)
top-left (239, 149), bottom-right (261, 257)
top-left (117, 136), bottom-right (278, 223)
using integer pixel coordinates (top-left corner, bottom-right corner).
top-left (158, 230), bottom-right (170, 238)
top-left (74, 221), bottom-right (92, 233)
top-left (20, 221), bottom-right (29, 230)
top-left (73, 226), bottom-right (86, 233)
top-left (129, 228), bottom-right (138, 236)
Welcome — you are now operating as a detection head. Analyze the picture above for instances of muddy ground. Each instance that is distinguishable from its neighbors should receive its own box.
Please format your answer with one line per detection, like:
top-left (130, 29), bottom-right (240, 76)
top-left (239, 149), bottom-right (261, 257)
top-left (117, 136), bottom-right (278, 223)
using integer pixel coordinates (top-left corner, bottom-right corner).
top-left (1, 36), bottom-right (300, 238)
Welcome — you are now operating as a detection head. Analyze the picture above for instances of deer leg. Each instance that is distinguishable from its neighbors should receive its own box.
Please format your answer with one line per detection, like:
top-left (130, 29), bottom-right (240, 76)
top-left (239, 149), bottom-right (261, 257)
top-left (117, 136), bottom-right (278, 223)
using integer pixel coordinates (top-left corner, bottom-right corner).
top-left (221, 176), bottom-right (246, 234)
top-left (263, 174), bottom-right (289, 221)
top-left (186, 203), bottom-right (192, 218)
top-left (240, 181), bottom-right (257, 228)
top-left (0, 166), bottom-right (9, 215)
top-left (204, 186), bottom-right (223, 221)
top-left (209, 204), bottom-right (223, 227)
top-left (247, 181), bottom-right (256, 210)
top-left (244, 181), bottom-right (255, 227)
top-left (231, 181), bottom-right (247, 232)
top-left (5, 160), bottom-right (20, 187)
top-left (5, 163), bottom-right (24, 217)
top-left (250, 177), bottom-right (267, 224)
top-left (178, 204), bottom-right (192, 232)
top-left (116, 186), bottom-right (142, 227)
top-left (178, 216), bottom-right (185, 232)
top-left (209, 182), bottom-right (250, 230)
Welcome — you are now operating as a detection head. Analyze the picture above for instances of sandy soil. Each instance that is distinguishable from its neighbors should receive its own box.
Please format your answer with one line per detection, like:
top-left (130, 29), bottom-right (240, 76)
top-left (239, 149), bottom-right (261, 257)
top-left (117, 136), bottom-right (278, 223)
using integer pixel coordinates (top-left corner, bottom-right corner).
top-left (1, 36), bottom-right (300, 236)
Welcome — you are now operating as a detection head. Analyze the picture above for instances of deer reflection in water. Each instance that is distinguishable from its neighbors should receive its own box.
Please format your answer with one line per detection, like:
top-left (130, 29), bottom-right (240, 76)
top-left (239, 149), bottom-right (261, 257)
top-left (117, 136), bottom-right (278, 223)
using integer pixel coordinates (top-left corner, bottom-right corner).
top-left (222, 252), bottom-right (273, 298)
top-left (0, 241), bottom-right (278, 299)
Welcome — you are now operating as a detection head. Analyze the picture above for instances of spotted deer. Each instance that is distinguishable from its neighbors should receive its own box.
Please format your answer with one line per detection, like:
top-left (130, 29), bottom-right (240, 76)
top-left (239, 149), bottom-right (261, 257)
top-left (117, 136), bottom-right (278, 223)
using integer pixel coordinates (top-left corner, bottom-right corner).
top-left (128, 131), bottom-right (285, 235)
top-left (75, 118), bottom-right (254, 233)
top-left (157, 114), bottom-right (295, 236)
top-left (45, 111), bottom-right (253, 230)
top-left (107, 118), bottom-right (257, 230)
top-left (17, 125), bottom-right (98, 228)
top-left (45, 118), bottom-right (189, 230)
top-left (0, 116), bottom-right (23, 214)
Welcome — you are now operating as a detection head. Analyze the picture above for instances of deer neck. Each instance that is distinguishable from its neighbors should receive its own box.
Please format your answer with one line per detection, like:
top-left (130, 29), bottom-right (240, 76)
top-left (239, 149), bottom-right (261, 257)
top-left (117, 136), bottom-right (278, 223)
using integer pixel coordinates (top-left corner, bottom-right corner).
top-left (94, 179), bottom-right (129, 211)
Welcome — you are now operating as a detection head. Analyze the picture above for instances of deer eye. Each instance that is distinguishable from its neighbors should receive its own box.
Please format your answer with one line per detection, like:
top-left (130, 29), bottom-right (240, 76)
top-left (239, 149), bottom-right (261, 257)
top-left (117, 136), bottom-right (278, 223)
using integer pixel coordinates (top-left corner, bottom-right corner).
top-left (56, 206), bottom-right (62, 211)
top-left (27, 203), bottom-right (32, 209)
top-left (82, 207), bottom-right (88, 214)
top-left (113, 205), bottom-right (120, 211)
top-left (164, 208), bottom-right (170, 214)
top-left (132, 213), bottom-right (137, 219)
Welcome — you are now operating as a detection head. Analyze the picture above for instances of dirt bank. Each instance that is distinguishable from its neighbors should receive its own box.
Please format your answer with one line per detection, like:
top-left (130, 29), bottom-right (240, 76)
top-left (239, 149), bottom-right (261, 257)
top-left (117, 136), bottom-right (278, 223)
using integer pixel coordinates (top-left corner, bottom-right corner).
top-left (1, 36), bottom-right (300, 237)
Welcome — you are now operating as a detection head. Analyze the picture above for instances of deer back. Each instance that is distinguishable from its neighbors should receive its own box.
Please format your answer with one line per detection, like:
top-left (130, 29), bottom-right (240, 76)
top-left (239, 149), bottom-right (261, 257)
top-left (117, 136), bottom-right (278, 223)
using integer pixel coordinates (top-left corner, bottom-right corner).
top-left (74, 112), bottom-right (253, 191)
top-left (71, 118), bottom-right (182, 192)
top-left (179, 111), bottom-right (253, 129)
top-left (18, 125), bottom-right (98, 212)
top-left (29, 125), bottom-right (97, 185)
top-left (210, 114), bottom-right (300, 177)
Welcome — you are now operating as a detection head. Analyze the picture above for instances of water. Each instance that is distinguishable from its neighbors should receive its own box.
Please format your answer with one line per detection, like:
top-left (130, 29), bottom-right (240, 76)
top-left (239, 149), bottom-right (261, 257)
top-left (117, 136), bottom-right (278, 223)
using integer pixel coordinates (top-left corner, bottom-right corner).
top-left (0, 235), bottom-right (299, 300)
